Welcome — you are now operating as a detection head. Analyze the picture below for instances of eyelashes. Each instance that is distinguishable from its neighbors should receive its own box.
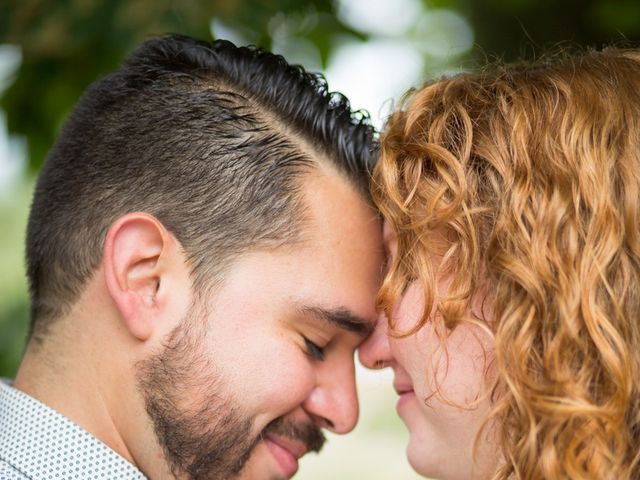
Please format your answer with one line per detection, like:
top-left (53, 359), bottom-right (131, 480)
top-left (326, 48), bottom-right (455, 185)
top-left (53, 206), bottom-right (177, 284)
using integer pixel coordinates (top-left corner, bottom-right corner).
top-left (304, 337), bottom-right (325, 361)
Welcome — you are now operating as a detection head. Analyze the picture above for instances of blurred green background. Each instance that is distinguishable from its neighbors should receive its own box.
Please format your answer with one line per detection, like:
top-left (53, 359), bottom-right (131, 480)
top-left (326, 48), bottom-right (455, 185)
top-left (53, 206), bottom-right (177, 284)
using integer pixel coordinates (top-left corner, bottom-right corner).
top-left (1, 0), bottom-right (639, 478)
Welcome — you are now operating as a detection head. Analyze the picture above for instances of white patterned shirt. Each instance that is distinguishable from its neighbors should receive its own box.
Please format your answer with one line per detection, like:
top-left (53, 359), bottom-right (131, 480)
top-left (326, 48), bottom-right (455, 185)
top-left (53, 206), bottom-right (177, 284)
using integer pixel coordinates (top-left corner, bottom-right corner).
top-left (0, 380), bottom-right (147, 479)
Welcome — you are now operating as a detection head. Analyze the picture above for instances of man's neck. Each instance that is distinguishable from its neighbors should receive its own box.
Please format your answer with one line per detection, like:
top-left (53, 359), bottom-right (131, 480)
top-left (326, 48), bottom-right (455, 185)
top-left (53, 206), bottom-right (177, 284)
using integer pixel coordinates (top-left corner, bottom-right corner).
top-left (14, 330), bottom-right (180, 479)
top-left (14, 339), bottom-right (137, 466)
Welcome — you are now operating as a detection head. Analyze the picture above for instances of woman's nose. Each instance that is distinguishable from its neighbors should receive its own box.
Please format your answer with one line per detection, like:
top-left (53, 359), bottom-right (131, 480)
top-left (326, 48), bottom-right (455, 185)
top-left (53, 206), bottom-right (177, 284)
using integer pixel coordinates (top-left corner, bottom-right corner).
top-left (358, 313), bottom-right (393, 370)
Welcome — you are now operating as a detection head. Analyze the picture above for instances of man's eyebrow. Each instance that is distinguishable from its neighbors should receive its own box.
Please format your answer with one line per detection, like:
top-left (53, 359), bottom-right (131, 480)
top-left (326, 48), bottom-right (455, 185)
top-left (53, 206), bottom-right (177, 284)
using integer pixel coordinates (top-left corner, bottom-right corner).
top-left (298, 306), bottom-right (374, 336)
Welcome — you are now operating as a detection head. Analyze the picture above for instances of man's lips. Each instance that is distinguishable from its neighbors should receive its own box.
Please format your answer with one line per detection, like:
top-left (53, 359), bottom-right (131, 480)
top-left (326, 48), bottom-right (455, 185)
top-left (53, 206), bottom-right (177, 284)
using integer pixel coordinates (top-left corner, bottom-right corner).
top-left (264, 433), bottom-right (307, 478)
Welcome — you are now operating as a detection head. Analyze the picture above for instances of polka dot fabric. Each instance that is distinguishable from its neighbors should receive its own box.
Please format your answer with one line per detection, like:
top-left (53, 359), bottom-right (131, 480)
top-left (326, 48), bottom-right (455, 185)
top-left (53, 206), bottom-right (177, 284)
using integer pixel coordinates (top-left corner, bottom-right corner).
top-left (0, 381), bottom-right (147, 479)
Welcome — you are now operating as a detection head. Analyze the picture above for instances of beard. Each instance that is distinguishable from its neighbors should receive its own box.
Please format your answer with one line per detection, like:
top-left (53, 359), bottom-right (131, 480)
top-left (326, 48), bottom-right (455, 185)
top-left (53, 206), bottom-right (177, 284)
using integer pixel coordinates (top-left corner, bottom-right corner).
top-left (136, 303), bottom-right (325, 479)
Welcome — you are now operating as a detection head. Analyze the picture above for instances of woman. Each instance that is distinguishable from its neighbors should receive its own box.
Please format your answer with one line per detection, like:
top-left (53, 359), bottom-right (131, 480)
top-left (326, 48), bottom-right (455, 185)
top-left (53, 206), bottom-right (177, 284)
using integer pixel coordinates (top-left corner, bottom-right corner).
top-left (360, 49), bottom-right (640, 479)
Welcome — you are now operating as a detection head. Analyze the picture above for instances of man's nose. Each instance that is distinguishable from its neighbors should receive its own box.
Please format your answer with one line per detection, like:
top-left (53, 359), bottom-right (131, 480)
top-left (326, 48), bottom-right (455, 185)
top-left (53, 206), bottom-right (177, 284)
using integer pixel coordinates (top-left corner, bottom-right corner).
top-left (358, 313), bottom-right (392, 370)
top-left (302, 359), bottom-right (359, 434)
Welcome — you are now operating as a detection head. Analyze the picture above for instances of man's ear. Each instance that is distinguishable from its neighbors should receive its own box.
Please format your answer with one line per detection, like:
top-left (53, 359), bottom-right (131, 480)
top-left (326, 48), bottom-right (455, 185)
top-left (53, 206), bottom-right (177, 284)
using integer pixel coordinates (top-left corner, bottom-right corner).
top-left (102, 212), bottom-right (181, 342)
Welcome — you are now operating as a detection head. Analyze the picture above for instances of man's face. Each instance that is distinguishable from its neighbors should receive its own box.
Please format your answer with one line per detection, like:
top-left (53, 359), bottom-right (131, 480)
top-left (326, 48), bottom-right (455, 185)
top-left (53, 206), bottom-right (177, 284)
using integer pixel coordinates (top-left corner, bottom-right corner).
top-left (137, 169), bottom-right (383, 479)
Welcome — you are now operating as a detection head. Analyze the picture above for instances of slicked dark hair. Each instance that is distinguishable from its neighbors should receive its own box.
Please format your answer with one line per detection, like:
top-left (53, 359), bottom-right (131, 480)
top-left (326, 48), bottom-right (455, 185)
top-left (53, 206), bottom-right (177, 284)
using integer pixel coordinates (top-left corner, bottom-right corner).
top-left (26, 34), bottom-right (377, 342)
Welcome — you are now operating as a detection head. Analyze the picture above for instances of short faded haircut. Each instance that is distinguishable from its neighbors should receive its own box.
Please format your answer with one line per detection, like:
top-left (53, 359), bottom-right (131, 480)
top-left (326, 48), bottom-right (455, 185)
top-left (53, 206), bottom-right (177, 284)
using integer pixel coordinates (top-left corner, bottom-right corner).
top-left (26, 34), bottom-right (376, 342)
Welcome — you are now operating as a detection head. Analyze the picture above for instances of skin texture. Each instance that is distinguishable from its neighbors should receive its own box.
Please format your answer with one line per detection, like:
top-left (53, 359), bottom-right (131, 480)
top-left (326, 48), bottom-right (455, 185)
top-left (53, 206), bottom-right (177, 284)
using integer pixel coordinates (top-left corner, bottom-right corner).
top-left (14, 166), bottom-right (383, 479)
top-left (359, 223), bottom-right (500, 480)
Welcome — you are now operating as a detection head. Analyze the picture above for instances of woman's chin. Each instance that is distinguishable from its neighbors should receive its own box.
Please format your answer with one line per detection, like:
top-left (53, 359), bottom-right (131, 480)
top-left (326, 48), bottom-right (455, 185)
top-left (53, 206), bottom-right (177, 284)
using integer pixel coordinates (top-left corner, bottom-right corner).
top-left (405, 433), bottom-right (498, 480)
top-left (404, 424), bottom-right (440, 478)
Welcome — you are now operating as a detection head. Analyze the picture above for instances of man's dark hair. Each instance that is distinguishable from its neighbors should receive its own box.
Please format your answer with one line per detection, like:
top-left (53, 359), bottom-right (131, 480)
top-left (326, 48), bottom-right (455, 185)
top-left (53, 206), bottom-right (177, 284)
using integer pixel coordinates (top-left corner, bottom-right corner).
top-left (25, 34), bottom-right (377, 342)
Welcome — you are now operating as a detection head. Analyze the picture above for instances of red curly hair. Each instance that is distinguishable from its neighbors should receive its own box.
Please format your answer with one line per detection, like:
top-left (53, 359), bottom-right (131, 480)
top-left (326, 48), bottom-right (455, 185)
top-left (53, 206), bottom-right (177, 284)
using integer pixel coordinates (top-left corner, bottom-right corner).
top-left (372, 49), bottom-right (640, 479)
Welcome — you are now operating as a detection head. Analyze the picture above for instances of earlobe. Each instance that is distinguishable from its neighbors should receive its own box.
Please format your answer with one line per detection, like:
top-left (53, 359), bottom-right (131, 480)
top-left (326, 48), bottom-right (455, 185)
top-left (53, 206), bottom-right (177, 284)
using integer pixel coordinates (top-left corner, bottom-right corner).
top-left (102, 213), bottom-right (169, 341)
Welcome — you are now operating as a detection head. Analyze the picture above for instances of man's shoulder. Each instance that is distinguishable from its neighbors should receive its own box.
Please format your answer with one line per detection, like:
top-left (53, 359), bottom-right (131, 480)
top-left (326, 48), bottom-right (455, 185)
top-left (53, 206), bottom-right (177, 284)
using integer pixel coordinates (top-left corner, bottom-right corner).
top-left (0, 458), bottom-right (29, 480)
top-left (0, 380), bottom-right (31, 479)
top-left (0, 380), bottom-right (147, 479)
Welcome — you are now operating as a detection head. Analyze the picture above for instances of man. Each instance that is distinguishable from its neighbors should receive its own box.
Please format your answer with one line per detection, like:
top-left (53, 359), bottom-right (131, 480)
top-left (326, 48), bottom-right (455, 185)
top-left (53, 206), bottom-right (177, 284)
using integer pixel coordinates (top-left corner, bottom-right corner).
top-left (0, 34), bottom-right (383, 479)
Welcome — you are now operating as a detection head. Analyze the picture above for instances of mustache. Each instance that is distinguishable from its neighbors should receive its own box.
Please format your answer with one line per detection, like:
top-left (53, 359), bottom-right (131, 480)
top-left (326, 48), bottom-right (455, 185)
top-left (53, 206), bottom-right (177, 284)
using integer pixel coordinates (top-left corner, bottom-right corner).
top-left (263, 417), bottom-right (326, 454)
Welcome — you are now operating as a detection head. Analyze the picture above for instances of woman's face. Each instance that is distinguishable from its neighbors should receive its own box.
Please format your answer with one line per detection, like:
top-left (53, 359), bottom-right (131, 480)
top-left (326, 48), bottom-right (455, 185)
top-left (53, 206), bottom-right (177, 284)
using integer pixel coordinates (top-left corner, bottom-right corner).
top-left (359, 222), bottom-right (500, 480)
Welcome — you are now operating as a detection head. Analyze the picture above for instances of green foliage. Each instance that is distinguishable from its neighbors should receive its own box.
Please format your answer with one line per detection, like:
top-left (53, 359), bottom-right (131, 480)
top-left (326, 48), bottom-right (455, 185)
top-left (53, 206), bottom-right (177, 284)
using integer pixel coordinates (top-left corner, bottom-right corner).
top-left (0, 178), bottom-right (32, 378)
top-left (468, 0), bottom-right (640, 64)
top-left (0, 299), bottom-right (28, 377)
top-left (0, 0), bottom-right (364, 172)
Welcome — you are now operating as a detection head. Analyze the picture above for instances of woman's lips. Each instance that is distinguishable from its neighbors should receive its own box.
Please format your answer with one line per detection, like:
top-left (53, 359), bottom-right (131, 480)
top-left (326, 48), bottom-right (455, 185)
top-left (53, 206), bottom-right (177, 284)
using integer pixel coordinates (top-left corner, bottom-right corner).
top-left (264, 434), bottom-right (305, 478)
top-left (394, 382), bottom-right (416, 410)
top-left (396, 390), bottom-right (415, 409)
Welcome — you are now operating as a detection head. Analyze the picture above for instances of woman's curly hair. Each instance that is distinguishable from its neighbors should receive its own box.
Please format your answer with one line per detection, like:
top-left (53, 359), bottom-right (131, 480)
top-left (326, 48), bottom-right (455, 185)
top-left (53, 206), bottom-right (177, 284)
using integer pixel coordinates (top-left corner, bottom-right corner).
top-left (372, 48), bottom-right (640, 479)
